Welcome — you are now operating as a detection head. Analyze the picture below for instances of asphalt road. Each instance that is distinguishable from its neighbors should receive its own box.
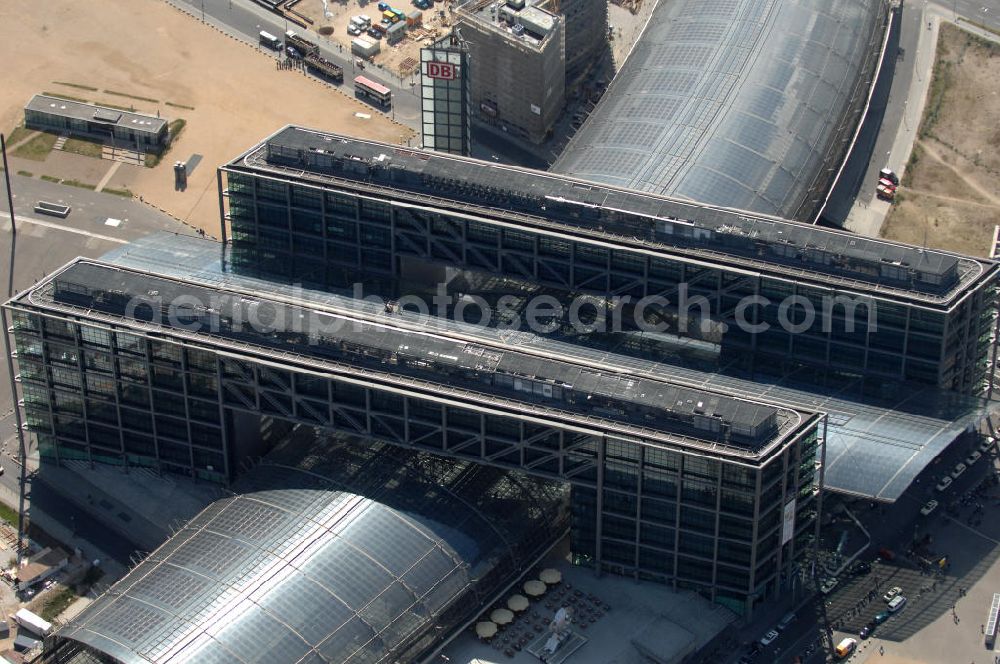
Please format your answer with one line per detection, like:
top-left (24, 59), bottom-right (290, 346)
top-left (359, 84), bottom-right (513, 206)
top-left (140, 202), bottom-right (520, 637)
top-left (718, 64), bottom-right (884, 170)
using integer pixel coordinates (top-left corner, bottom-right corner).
top-left (951, 0), bottom-right (1000, 29)
top-left (163, 0), bottom-right (422, 129)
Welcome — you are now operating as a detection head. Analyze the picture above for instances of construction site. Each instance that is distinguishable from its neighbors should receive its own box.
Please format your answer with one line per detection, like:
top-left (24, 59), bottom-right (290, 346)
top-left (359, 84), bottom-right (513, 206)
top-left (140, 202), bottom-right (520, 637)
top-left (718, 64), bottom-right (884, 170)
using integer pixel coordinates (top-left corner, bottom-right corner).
top-left (259, 0), bottom-right (459, 78)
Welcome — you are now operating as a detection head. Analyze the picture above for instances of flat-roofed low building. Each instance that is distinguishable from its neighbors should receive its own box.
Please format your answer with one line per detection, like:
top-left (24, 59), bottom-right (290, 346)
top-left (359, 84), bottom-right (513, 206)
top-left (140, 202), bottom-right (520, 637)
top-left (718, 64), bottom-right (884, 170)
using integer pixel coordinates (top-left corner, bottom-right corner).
top-left (23, 94), bottom-right (169, 153)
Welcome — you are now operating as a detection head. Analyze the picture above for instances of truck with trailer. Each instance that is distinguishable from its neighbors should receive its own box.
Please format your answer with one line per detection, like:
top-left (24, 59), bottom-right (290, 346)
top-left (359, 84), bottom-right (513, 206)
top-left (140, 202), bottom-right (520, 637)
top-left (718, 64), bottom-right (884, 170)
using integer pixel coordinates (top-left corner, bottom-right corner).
top-left (284, 30), bottom-right (320, 57)
top-left (304, 53), bottom-right (344, 83)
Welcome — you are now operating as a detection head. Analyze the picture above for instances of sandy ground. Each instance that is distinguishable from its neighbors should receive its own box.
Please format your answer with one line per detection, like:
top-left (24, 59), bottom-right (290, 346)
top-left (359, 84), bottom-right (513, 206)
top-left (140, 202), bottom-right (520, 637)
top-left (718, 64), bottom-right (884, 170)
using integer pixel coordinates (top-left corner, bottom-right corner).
top-left (880, 23), bottom-right (1000, 257)
top-left (0, 0), bottom-right (412, 236)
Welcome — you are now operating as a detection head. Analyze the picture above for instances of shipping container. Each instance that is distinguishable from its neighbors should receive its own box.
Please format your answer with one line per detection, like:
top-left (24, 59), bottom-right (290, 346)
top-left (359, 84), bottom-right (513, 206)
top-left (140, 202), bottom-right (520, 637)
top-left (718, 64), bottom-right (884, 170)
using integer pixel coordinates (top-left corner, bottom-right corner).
top-left (351, 37), bottom-right (381, 57)
top-left (387, 21), bottom-right (407, 43)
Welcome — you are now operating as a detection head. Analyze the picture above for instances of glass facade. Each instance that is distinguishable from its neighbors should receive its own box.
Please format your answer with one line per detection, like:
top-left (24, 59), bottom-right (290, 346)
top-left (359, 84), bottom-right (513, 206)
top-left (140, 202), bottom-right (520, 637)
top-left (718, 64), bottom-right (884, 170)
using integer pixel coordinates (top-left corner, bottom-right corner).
top-left (223, 168), bottom-right (1000, 396)
top-left (420, 38), bottom-right (471, 156)
top-left (6, 293), bottom-right (820, 618)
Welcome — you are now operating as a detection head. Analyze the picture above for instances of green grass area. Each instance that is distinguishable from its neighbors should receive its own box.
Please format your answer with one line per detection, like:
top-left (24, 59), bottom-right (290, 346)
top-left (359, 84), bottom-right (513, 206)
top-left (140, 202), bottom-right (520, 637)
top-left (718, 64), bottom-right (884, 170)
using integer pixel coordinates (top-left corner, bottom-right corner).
top-left (165, 101), bottom-right (195, 110)
top-left (53, 81), bottom-right (98, 91)
top-left (61, 179), bottom-right (96, 190)
top-left (63, 137), bottom-right (104, 159)
top-left (0, 503), bottom-right (19, 528)
top-left (919, 56), bottom-right (951, 139)
top-left (40, 175), bottom-right (61, 183)
top-left (5, 126), bottom-right (34, 146)
top-left (16, 170), bottom-right (33, 177)
top-left (103, 89), bottom-right (159, 103)
top-left (146, 118), bottom-right (186, 168)
top-left (169, 118), bottom-right (187, 138)
top-left (40, 586), bottom-right (78, 622)
top-left (103, 186), bottom-right (133, 198)
top-left (12, 132), bottom-right (57, 161)
top-left (41, 91), bottom-right (90, 104)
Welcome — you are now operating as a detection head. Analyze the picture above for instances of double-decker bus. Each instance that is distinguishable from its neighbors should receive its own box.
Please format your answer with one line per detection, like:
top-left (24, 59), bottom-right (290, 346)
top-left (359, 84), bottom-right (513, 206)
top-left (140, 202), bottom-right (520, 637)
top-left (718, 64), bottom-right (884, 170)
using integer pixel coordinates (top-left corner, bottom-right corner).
top-left (354, 75), bottom-right (392, 109)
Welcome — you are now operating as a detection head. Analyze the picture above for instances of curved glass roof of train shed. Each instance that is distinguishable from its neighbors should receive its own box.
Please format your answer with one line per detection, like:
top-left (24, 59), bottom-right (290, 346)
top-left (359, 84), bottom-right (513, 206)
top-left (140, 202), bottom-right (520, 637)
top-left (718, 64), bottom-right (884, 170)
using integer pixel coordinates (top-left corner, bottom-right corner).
top-left (552, 0), bottom-right (885, 220)
top-left (50, 439), bottom-right (568, 664)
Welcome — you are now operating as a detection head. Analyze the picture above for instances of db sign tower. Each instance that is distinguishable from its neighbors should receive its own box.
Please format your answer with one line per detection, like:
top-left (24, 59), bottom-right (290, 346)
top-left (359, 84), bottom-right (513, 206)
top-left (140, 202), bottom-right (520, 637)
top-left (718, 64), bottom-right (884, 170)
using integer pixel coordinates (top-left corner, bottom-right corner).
top-left (425, 61), bottom-right (457, 80)
top-left (420, 33), bottom-right (471, 156)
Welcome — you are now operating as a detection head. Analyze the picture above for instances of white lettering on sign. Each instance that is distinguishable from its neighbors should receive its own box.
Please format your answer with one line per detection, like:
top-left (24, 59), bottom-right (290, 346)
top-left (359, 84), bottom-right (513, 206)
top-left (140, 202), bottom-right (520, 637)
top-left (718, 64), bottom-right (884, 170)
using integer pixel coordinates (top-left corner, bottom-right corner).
top-left (426, 61), bottom-right (457, 80)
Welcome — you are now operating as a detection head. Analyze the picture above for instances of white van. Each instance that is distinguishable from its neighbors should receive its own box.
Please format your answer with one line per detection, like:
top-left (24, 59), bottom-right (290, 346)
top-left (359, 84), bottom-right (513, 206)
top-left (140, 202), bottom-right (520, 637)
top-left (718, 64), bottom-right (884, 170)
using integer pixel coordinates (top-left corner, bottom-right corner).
top-left (887, 595), bottom-right (907, 613)
top-left (258, 30), bottom-right (282, 50)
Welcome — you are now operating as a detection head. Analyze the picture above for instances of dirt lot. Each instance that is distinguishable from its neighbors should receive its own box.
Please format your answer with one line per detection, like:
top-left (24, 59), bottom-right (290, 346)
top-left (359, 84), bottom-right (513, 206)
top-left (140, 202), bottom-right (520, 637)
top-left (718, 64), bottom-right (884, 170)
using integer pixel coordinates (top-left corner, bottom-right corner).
top-left (880, 23), bottom-right (1000, 257)
top-left (293, 0), bottom-right (455, 78)
top-left (0, 0), bottom-right (412, 236)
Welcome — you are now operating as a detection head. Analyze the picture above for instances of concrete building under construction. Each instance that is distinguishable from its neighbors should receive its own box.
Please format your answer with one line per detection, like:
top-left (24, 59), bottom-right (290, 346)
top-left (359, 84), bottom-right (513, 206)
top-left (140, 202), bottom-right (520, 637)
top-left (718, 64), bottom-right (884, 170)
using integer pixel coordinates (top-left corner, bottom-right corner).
top-left (457, 0), bottom-right (566, 144)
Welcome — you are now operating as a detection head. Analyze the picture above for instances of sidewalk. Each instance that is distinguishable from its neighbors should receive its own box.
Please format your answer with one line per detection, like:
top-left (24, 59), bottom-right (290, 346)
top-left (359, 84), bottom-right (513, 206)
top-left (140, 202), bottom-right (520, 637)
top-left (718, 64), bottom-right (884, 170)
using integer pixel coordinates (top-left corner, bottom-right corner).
top-left (845, 6), bottom-right (940, 237)
top-left (33, 459), bottom-right (222, 552)
top-left (0, 481), bottom-right (126, 581)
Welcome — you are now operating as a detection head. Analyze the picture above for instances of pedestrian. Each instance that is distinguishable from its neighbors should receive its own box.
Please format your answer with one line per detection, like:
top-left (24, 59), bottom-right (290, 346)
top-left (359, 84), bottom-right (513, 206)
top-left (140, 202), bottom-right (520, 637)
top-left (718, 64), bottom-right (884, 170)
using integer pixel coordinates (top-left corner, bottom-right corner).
top-left (982, 623), bottom-right (985, 634)
top-left (880, 645), bottom-right (884, 656)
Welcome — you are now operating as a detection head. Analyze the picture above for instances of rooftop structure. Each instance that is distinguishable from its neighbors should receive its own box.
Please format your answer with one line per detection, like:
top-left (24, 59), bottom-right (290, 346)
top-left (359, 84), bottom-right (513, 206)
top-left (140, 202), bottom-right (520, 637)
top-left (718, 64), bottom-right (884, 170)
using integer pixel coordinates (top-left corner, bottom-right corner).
top-left (552, 0), bottom-right (889, 222)
top-left (228, 126), bottom-right (991, 304)
top-left (46, 436), bottom-right (569, 664)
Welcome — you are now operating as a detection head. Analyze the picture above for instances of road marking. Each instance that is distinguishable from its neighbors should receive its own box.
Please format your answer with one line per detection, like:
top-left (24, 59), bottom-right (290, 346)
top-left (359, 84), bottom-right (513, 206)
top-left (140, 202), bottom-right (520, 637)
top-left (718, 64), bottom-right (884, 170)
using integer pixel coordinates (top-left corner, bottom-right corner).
top-left (0, 211), bottom-right (128, 244)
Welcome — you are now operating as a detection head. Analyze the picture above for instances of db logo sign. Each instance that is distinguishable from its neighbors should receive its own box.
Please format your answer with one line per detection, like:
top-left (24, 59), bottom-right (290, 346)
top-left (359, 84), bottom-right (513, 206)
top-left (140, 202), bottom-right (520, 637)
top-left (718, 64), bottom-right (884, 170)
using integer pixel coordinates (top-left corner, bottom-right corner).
top-left (426, 61), bottom-right (457, 80)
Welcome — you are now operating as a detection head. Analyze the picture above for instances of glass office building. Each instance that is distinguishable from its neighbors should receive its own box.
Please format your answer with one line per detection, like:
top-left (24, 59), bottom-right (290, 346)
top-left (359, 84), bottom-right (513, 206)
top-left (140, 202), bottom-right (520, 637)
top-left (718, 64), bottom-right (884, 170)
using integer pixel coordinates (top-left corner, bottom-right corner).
top-left (4, 243), bottom-right (821, 617)
top-left (219, 127), bottom-right (1000, 397)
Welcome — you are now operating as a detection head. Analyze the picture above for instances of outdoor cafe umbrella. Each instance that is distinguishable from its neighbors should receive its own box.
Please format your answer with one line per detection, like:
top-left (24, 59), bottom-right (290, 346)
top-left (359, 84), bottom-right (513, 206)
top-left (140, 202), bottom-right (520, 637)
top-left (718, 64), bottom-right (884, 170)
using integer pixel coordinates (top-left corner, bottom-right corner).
top-left (475, 621), bottom-right (498, 639)
top-left (507, 594), bottom-right (530, 612)
top-left (491, 608), bottom-right (514, 625)
top-left (539, 568), bottom-right (562, 585)
top-left (524, 579), bottom-right (547, 597)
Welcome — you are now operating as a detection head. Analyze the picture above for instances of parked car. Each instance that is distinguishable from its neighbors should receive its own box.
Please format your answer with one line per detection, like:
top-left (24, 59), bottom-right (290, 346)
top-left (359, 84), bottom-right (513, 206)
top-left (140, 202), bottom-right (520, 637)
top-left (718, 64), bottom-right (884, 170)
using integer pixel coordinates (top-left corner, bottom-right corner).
top-left (759, 629), bottom-right (779, 647)
top-left (883, 586), bottom-right (902, 603)
top-left (950, 462), bottom-right (967, 479)
top-left (820, 577), bottom-right (839, 595)
top-left (920, 499), bottom-right (939, 515)
top-left (852, 560), bottom-right (872, 576)
top-left (965, 450), bottom-right (981, 466)
top-left (877, 547), bottom-right (895, 561)
top-left (286, 45), bottom-right (301, 59)
top-left (980, 437), bottom-right (996, 454)
top-left (880, 167), bottom-right (900, 185)
top-left (935, 476), bottom-right (953, 492)
top-left (367, 27), bottom-right (383, 39)
top-left (887, 595), bottom-right (907, 613)
top-left (347, 25), bottom-right (361, 36)
top-left (874, 610), bottom-right (890, 624)
top-left (859, 624), bottom-right (871, 639)
top-left (777, 611), bottom-right (796, 631)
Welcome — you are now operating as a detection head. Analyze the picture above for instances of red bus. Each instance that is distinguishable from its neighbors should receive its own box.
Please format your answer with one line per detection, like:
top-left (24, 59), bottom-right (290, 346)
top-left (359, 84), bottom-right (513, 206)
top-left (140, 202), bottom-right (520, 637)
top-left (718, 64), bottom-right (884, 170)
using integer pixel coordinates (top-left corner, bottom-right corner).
top-left (354, 75), bottom-right (392, 109)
